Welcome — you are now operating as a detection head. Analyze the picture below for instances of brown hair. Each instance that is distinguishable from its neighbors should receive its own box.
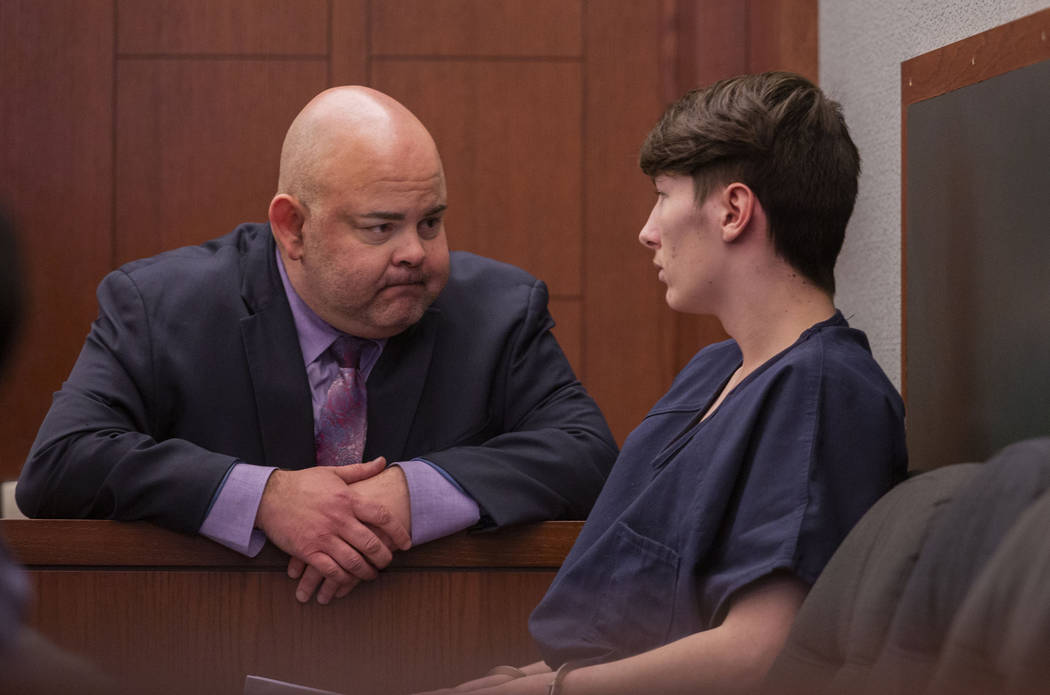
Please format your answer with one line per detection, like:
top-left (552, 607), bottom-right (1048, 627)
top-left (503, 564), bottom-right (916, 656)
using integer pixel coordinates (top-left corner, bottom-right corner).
top-left (639, 72), bottom-right (860, 294)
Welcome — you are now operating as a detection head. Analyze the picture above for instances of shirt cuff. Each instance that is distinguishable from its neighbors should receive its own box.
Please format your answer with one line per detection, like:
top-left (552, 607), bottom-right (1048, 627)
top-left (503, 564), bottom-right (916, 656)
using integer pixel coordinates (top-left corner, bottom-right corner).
top-left (395, 459), bottom-right (481, 546)
top-left (199, 462), bottom-right (275, 557)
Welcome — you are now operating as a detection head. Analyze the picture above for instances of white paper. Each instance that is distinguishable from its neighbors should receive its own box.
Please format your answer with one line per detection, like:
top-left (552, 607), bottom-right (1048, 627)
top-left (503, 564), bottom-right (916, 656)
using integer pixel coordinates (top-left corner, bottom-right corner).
top-left (244, 674), bottom-right (347, 695)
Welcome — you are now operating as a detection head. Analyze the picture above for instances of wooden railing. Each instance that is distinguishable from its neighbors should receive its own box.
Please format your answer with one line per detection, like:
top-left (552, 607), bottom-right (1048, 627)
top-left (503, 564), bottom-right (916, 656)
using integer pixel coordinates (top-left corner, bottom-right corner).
top-left (1, 519), bottom-right (582, 695)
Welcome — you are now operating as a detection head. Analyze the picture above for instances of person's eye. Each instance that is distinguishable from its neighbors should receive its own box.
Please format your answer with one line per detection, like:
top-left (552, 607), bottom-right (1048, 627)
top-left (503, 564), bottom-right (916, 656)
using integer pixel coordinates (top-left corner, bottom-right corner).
top-left (357, 223), bottom-right (394, 243)
top-left (419, 217), bottom-right (443, 239)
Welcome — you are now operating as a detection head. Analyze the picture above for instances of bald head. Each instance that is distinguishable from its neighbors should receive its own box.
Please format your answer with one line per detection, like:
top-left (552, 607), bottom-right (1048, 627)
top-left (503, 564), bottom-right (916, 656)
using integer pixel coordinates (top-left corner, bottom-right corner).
top-left (268, 87), bottom-right (450, 338)
top-left (277, 86), bottom-right (441, 206)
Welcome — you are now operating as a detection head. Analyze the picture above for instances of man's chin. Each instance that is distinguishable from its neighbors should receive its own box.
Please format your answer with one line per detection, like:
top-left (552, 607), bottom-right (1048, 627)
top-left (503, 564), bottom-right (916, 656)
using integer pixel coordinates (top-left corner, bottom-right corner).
top-left (357, 301), bottom-right (432, 339)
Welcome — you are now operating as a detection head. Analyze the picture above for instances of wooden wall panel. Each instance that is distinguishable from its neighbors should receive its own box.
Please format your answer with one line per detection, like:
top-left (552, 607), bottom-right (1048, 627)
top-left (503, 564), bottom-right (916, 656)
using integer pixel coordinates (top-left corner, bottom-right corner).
top-left (372, 59), bottom-right (583, 297)
top-left (7, 519), bottom-right (577, 695)
top-left (117, 0), bottom-right (329, 55)
top-left (114, 59), bottom-right (326, 265)
top-left (676, 0), bottom-right (749, 91)
top-left (331, 0), bottom-right (369, 85)
top-left (30, 569), bottom-right (550, 695)
top-left (0, 0), bottom-right (114, 481)
top-left (1, 0), bottom-right (818, 477)
top-left (584, 0), bottom-right (676, 440)
top-left (371, 0), bottom-right (582, 57)
top-left (676, 0), bottom-right (819, 92)
top-left (748, 0), bottom-right (819, 81)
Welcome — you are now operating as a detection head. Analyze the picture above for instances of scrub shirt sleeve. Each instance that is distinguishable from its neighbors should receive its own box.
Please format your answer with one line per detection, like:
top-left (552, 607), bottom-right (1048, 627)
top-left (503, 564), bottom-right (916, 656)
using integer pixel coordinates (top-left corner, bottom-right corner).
top-left (697, 355), bottom-right (905, 627)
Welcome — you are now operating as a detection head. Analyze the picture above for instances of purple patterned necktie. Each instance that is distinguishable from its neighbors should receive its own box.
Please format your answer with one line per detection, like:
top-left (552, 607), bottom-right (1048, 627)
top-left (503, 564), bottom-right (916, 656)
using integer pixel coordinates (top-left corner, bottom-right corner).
top-left (315, 335), bottom-right (367, 466)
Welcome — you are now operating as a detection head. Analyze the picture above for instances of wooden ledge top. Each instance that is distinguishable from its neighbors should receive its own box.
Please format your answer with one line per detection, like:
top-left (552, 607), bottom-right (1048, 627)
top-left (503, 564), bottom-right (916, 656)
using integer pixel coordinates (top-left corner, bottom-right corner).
top-left (901, 7), bottom-right (1050, 106)
top-left (0, 519), bottom-right (583, 570)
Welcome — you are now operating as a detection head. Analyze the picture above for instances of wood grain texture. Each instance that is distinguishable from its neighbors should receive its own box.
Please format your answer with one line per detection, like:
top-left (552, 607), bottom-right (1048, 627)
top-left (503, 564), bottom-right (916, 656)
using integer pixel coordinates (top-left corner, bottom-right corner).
top-left (0, 0), bottom-right (114, 481)
top-left (114, 59), bottom-right (326, 265)
top-left (674, 0), bottom-right (817, 91)
top-left (330, 0), bottom-right (369, 86)
top-left (117, 0), bottom-right (329, 55)
top-left (27, 569), bottom-right (551, 695)
top-left (4, 520), bottom-right (575, 694)
top-left (676, 0), bottom-right (748, 91)
top-left (747, 0), bottom-right (819, 81)
top-left (372, 59), bottom-right (583, 297)
top-left (371, 0), bottom-right (583, 57)
top-left (2, 519), bottom-right (582, 568)
top-left (901, 7), bottom-right (1050, 107)
top-left (583, 1), bottom-right (679, 443)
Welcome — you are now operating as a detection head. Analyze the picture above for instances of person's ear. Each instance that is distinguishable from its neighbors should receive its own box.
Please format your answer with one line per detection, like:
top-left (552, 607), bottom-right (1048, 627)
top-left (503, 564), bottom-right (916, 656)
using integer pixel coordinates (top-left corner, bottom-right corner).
top-left (719, 182), bottom-right (756, 243)
top-left (269, 194), bottom-right (307, 261)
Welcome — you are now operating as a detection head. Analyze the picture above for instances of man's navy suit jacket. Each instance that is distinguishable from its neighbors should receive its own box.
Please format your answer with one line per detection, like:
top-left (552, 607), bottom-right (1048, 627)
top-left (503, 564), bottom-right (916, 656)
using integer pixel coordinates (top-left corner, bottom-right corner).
top-left (18, 223), bottom-right (617, 534)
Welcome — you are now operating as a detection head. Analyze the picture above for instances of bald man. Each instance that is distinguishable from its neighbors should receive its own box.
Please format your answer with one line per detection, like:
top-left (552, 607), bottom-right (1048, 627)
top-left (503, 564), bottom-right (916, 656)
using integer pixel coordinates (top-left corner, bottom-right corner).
top-left (18, 87), bottom-right (617, 603)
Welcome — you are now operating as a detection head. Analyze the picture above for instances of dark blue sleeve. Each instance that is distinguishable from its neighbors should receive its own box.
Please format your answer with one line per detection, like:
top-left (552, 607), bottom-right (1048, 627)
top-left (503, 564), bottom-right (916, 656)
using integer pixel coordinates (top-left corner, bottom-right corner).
top-left (17, 269), bottom-right (236, 531)
top-left (698, 343), bottom-right (906, 625)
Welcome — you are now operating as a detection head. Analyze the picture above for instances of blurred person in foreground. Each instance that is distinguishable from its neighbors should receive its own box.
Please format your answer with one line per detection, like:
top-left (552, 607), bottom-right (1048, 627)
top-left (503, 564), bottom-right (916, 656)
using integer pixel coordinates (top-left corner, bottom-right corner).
top-left (0, 207), bottom-right (112, 693)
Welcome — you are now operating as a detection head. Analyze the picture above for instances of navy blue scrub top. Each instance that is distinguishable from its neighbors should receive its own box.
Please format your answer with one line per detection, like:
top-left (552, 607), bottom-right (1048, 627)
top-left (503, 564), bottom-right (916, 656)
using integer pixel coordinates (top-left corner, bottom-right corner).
top-left (529, 312), bottom-right (907, 667)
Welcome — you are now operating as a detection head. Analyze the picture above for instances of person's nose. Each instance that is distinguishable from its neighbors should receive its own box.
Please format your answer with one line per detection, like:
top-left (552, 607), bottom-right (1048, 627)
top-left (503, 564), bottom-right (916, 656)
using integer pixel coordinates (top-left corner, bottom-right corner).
top-left (639, 207), bottom-right (660, 249)
top-left (392, 230), bottom-right (426, 266)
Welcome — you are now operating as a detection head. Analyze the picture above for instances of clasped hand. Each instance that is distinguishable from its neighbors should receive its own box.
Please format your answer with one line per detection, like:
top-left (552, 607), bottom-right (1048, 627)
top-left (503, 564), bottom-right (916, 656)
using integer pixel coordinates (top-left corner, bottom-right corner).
top-left (255, 456), bottom-right (412, 604)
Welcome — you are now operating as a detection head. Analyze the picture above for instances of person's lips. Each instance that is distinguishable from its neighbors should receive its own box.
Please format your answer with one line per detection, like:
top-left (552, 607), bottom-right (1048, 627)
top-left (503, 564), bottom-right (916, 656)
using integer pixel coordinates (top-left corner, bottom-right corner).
top-left (380, 275), bottom-right (427, 296)
top-left (382, 273), bottom-right (425, 289)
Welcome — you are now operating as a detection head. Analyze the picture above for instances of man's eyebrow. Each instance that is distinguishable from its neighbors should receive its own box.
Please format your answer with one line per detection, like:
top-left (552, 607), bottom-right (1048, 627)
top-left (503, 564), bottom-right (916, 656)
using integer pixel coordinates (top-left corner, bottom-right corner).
top-left (355, 204), bottom-right (447, 221)
top-left (357, 211), bottom-right (405, 221)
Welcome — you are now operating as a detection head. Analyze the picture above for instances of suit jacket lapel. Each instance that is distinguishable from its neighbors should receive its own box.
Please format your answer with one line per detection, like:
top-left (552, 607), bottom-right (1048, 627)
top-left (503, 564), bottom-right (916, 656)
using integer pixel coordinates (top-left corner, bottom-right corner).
top-left (238, 226), bottom-right (316, 470)
top-left (364, 305), bottom-right (440, 462)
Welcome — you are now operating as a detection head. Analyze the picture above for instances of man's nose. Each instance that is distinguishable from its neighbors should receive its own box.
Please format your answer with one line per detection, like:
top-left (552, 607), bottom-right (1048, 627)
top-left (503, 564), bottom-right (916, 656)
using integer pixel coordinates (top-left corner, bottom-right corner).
top-left (393, 231), bottom-right (426, 266)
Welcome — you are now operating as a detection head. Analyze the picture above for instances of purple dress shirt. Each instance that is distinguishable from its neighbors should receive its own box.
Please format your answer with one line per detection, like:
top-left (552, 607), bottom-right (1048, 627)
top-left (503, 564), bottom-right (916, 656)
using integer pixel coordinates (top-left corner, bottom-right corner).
top-left (199, 250), bottom-right (480, 555)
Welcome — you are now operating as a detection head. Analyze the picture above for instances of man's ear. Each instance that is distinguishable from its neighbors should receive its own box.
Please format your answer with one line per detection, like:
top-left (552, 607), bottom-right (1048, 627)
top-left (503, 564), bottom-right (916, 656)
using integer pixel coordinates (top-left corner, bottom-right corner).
top-left (719, 182), bottom-right (757, 243)
top-left (269, 194), bottom-right (306, 261)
